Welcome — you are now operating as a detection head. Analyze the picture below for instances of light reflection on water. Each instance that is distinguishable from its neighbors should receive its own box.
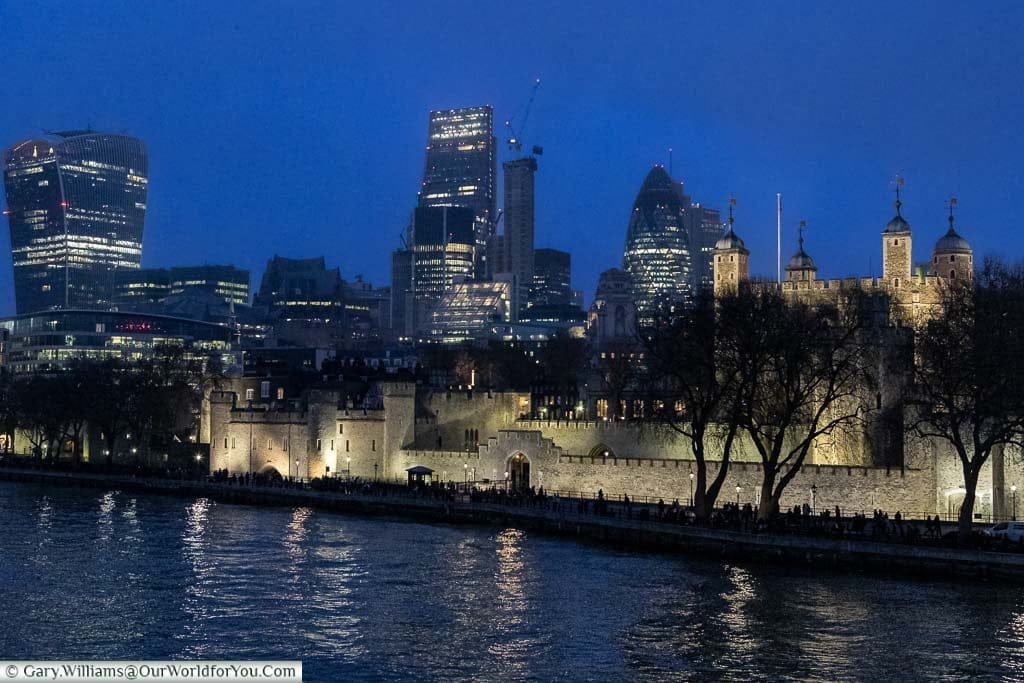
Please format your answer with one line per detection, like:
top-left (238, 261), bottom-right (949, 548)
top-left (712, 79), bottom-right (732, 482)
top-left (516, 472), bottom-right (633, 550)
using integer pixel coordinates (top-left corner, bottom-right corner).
top-left (3, 481), bottom-right (1024, 682)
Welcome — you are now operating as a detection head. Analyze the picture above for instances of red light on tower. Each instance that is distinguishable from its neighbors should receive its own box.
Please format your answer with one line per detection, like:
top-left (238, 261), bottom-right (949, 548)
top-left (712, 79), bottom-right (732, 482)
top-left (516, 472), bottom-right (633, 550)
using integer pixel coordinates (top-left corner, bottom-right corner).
top-left (60, 201), bottom-right (69, 208)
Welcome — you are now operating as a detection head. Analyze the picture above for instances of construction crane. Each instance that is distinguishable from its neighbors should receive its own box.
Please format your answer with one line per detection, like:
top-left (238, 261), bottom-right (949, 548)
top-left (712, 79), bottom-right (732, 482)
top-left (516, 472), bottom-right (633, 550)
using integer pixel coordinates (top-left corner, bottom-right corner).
top-left (505, 78), bottom-right (543, 157)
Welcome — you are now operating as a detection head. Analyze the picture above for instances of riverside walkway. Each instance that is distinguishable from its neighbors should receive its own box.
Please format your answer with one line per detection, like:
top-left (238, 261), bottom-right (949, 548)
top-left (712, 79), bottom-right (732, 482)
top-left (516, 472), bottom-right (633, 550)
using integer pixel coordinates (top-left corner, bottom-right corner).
top-left (2, 466), bottom-right (1024, 582)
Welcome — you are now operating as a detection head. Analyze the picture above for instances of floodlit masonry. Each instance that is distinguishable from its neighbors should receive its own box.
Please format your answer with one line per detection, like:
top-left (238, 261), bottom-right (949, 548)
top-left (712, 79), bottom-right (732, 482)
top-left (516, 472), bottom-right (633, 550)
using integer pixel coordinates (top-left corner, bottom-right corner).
top-left (207, 379), bottom-right (1022, 521)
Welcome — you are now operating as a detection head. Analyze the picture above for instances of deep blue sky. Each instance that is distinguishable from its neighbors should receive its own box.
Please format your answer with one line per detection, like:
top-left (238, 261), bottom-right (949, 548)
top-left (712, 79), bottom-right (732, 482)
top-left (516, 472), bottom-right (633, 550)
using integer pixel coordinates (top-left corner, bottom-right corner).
top-left (2, 1), bottom-right (1023, 314)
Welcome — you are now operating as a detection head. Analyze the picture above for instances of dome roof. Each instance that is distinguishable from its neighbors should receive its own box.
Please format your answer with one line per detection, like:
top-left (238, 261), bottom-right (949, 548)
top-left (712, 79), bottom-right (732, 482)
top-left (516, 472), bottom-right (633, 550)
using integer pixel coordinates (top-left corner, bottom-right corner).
top-left (883, 195), bottom-right (911, 233)
top-left (884, 213), bottom-right (910, 233)
top-left (715, 227), bottom-right (746, 251)
top-left (786, 249), bottom-right (817, 271)
top-left (934, 227), bottom-right (971, 254)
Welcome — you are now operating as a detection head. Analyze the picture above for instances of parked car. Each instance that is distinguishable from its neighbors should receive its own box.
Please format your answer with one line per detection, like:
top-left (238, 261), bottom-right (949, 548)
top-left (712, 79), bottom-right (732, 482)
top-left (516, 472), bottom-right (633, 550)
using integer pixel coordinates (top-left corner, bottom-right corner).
top-left (985, 521), bottom-right (1024, 542)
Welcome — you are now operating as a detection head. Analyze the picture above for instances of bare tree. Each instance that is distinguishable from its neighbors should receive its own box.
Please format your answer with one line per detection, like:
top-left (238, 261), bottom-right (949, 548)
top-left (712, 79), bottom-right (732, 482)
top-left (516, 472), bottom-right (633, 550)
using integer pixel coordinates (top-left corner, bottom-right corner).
top-left (732, 286), bottom-right (872, 519)
top-left (642, 294), bottom-right (744, 520)
top-left (908, 259), bottom-right (1024, 542)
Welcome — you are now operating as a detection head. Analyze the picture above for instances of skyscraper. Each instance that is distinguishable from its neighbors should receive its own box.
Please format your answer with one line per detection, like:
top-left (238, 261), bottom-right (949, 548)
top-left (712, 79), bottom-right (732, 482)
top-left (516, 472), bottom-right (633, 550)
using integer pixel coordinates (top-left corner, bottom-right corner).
top-left (501, 157), bottom-right (538, 317)
top-left (687, 204), bottom-right (723, 295)
top-left (622, 165), bottom-right (692, 321)
top-left (3, 132), bottom-right (148, 313)
top-left (392, 206), bottom-right (476, 337)
top-left (418, 106), bottom-right (496, 275)
top-left (530, 248), bottom-right (571, 307)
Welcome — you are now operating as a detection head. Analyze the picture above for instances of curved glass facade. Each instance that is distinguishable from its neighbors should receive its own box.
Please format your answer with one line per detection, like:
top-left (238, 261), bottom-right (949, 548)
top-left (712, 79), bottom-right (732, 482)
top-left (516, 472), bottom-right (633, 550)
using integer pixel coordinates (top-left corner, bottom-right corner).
top-left (3, 132), bottom-right (148, 313)
top-left (622, 166), bottom-right (692, 321)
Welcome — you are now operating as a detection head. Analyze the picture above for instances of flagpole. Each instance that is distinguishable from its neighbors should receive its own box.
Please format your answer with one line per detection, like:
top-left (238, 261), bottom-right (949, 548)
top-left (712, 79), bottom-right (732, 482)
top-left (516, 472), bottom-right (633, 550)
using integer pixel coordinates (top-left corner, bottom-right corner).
top-left (776, 193), bottom-right (782, 284)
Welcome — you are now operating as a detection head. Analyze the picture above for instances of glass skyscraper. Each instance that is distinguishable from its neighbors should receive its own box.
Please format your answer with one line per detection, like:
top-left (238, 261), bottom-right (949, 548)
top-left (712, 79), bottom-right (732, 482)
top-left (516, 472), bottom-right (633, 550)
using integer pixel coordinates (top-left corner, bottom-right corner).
top-left (418, 106), bottom-right (496, 275)
top-left (3, 132), bottom-right (148, 313)
top-left (622, 165), bottom-right (692, 321)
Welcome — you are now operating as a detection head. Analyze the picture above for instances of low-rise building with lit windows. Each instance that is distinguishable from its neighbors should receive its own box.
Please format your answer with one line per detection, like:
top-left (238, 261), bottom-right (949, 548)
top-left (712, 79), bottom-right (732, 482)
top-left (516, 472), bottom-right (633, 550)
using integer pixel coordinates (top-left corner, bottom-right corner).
top-left (0, 309), bottom-right (236, 374)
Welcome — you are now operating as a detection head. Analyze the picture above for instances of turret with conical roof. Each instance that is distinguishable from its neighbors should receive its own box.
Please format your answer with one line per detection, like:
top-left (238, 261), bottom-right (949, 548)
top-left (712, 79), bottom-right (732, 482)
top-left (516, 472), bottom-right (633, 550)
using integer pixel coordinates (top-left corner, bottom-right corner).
top-left (882, 177), bottom-right (913, 287)
top-left (931, 197), bottom-right (973, 281)
top-left (786, 220), bottom-right (818, 282)
top-left (713, 198), bottom-right (749, 296)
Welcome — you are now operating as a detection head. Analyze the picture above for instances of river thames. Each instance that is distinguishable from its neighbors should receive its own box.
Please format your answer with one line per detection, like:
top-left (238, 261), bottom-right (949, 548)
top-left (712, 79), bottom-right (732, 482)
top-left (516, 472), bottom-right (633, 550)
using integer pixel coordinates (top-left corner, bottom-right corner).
top-left (1, 481), bottom-right (1022, 682)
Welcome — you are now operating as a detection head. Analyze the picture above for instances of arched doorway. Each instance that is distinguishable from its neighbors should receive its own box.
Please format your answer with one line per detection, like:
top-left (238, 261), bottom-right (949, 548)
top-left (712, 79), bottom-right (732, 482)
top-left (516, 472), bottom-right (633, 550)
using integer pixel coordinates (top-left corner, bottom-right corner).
top-left (259, 464), bottom-right (283, 481)
top-left (507, 452), bottom-right (530, 492)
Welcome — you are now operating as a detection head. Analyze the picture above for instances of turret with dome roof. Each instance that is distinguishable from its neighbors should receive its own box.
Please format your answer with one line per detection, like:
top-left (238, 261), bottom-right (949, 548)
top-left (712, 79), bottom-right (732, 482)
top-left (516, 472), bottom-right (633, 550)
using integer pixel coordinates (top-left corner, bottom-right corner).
top-left (785, 220), bottom-right (818, 282)
top-left (931, 197), bottom-right (973, 281)
top-left (712, 198), bottom-right (749, 295)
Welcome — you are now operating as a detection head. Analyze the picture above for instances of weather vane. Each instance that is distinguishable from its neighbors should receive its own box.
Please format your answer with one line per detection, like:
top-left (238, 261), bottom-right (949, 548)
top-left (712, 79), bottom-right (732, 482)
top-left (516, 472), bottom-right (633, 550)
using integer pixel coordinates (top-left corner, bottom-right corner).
top-left (892, 175), bottom-right (905, 214)
top-left (728, 196), bottom-right (736, 226)
top-left (947, 195), bottom-right (958, 230)
top-left (798, 219), bottom-right (807, 250)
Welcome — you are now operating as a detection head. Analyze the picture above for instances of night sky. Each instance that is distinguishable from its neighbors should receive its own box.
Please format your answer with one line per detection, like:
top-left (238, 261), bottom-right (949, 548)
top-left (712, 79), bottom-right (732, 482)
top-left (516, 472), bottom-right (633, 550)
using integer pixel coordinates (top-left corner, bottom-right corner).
top-left (2, 1), bottom-right (1023, 315)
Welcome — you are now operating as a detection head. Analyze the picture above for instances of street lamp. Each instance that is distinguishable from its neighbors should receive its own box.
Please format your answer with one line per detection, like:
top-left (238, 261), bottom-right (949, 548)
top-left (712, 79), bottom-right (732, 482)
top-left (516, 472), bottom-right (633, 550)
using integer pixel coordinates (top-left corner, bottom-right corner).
top-left (1013, 484), bottom-right (1018, 521)
top-left (689, 472), bottom-right (694, 507)
top-left (735, 485), bottom-right (741, 505)
top-left (346, 456), bottom-right (351, 479)
top-left (811, 484), bottom-right (818, 514)
top-left (464, 463), bottom-right (468, 483)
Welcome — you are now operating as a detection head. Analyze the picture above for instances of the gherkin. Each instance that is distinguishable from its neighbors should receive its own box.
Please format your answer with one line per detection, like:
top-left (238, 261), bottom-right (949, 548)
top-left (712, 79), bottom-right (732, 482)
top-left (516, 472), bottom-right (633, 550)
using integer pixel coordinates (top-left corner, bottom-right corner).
top-left (622, 165), bottom-right (692, 321)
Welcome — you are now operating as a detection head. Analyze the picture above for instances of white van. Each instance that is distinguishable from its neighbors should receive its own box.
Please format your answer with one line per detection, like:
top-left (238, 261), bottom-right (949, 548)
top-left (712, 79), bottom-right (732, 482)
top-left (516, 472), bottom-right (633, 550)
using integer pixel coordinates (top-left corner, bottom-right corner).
top-left (986, 521), bottom-right (1024, 542)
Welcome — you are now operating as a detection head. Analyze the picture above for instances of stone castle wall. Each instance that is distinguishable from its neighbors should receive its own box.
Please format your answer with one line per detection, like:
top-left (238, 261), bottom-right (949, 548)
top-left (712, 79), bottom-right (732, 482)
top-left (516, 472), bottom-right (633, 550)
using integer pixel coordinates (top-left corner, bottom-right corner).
top-left (396, 429), bottom-right (937, 516)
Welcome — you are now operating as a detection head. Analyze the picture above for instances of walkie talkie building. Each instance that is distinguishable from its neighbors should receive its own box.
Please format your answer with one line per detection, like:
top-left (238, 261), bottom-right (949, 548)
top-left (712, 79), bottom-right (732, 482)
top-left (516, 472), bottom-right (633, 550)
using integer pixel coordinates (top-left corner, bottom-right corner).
top-left (3, 131), bottom-right (148, 313)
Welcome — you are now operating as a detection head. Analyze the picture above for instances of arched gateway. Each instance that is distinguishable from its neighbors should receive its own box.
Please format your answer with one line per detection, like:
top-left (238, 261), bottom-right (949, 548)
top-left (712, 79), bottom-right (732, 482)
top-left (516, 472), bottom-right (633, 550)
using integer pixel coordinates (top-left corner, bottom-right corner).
top-left (507, 452), bottom-right (531, 492)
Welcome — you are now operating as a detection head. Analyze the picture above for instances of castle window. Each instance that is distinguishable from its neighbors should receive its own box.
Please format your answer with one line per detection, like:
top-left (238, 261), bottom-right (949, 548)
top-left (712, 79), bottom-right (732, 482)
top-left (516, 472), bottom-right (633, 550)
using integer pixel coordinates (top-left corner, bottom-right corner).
top-left (894, 278), bottom-right (900, 288)
top-left (276, 387), bottom-right (284, 400)
top-left (224, 438), bottom-right (228, 449)
top-left (245, 388), bottom-right (255, 401)
top-left (232, 438), bottom-right (236, 449)
top-left (717, 256), bottom-right (722, 263)
top-left (372, 439), bottom-right (376, 452)
top-left (267, 438), bottom-right (272, 450)
top-left (346, 440), bottom-right (350, 452)
top-left (950, 254), bottom-right (955, 262)
top-left (339, 424), bottom-right (344, 434)
top-left (730, 273), bottom-right (735, 280)
top-left (331, 440), bottom-right (334, 450)
top-left (730, 255), bottom-right (734, 262)
top-left (934, 257), bottom-right (938, 264)
top-left (316, 439), bottom-right (322, 451)
top-left (894, 238), bottom-right (899, 246)
top-left (950, 270), bottom-right (956, 279)
top-left (260, 381), bottom-right (270, 399)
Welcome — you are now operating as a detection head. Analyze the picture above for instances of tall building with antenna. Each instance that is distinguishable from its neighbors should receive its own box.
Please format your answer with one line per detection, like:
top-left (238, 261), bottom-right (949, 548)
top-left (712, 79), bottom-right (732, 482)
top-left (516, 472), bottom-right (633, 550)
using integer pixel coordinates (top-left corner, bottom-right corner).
top-left (3, 131), bottom-right (148, 313)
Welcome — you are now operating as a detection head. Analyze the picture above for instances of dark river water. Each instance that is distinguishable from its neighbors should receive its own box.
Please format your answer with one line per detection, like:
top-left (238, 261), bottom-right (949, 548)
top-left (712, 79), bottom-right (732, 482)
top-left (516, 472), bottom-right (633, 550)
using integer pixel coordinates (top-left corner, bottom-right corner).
top-left (2, 482), bottom-right (1023, 682)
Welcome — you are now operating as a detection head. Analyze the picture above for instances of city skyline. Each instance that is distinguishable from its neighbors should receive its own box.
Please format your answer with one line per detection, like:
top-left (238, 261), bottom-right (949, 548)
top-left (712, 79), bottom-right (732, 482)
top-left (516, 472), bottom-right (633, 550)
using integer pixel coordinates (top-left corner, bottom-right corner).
top-left (3, 2), bottom-right (1024, 317)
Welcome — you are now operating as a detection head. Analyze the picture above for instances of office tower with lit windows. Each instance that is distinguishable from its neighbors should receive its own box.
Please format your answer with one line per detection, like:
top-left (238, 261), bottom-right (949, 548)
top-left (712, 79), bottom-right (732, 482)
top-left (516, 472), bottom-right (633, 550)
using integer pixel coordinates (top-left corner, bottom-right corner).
top-left (687, 205), bottom-right (723, 295)
top-left (418, 106), bottom-right (496, 275)
top-left (114, 265), bottom-right (250, 307)
top-left (407, 206), bottom-right (476, 336)
top-left (530, 248), bottom-right (571, 307)
top-left (3, 132), bottom-right (148, 313)
top-left (622, 165), bottom-right (693, 321)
